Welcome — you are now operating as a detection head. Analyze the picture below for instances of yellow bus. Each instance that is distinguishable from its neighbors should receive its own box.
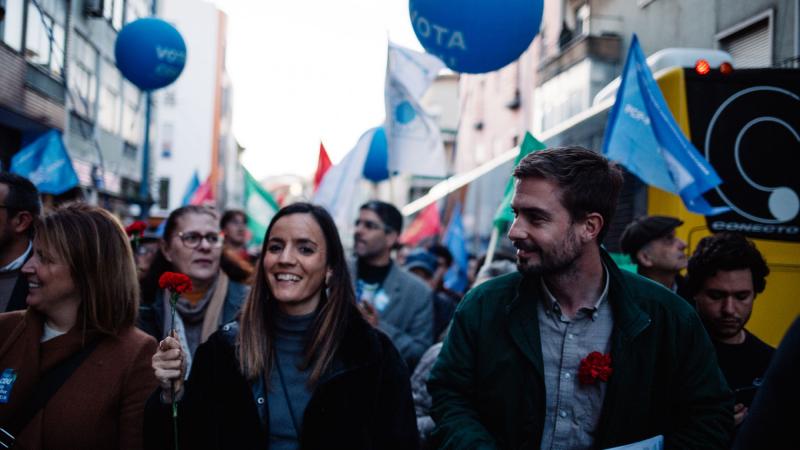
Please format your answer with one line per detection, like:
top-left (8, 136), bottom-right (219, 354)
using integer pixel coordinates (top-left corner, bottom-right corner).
top-left (543, 54), bottom-right (799, 346)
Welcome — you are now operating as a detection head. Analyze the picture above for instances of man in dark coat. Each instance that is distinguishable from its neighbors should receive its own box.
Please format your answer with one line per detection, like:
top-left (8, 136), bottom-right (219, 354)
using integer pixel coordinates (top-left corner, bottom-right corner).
top-left (0, 172), bottom-right (40, 312)
top-left (428, 146), bottom-right (733, 449)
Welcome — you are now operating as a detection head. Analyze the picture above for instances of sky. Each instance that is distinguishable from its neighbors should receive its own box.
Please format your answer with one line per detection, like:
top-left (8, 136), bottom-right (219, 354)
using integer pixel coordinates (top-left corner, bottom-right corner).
top-left (211, 0), bottom-right (423, 180)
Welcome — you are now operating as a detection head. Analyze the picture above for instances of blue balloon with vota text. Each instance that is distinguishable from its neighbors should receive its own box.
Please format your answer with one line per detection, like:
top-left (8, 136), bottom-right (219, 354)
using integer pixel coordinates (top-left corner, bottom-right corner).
top-left (115, 18), bottom-right (187, 91)
top-left (409, 0), bottom-right (543, 74)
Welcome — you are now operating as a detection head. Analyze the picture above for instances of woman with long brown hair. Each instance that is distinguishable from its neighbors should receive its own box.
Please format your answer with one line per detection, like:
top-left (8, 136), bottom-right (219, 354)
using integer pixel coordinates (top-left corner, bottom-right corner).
top-left (0, 204), bottom-right (157, 450)
top-left (145, 202), bottom-right (418, 449)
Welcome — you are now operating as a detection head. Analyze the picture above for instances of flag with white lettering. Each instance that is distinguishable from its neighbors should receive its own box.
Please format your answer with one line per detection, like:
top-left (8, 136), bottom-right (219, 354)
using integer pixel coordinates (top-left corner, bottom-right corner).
top-left (384, 43), bottom-right (447, 177)
top-left (602, 35), bottom-right (727, 215)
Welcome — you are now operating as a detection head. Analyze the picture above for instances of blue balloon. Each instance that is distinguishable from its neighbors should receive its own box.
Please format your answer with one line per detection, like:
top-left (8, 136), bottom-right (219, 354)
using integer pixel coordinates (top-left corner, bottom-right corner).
top-left (363, 127), bottom-right (390, 182)
top-left (115, 18), bottom-right (187, 91)
top-left (409, 0), bottom-right (544, 74)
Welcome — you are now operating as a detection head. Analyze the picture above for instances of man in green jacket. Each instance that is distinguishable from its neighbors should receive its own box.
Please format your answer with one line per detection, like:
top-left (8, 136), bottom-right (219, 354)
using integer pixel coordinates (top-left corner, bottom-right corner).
top-left (428, 147), bottom-right (733, 449)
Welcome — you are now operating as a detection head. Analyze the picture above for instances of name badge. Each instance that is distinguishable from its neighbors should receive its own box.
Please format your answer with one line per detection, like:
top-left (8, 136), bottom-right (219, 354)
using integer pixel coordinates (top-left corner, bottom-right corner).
top-left (0, 369), bottom-right (17, 404)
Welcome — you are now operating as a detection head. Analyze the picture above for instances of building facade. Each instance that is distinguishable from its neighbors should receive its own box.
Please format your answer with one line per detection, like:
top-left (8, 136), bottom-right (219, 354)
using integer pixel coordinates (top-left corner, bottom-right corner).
top-left (153, 0), bottom-right (237, 214)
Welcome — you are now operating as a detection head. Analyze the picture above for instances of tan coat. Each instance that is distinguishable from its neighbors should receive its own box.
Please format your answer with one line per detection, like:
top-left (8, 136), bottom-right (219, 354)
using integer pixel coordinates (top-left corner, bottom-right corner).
top-left (0, 310), bottom-right (158, 450)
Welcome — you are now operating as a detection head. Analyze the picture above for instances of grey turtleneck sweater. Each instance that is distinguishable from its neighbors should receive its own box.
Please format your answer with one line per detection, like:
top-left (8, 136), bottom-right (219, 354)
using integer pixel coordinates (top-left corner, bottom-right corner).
top-left (268, 310), bottom-right (316, 450)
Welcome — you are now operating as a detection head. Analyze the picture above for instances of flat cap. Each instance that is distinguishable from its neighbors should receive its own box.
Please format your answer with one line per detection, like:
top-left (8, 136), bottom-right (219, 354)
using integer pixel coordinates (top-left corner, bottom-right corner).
top-left (620, 216), bottom-right (683, 258)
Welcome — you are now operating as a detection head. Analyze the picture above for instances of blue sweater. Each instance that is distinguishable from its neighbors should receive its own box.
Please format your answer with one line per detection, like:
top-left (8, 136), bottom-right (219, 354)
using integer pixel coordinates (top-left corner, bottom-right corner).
top-left (268, 310), bottom-right (316, 450)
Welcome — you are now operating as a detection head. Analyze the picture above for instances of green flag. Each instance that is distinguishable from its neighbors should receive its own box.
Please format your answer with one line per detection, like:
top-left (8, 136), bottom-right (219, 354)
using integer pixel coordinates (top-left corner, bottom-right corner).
top-left (493, 132), bottom-right (546, 229)
top-left (243, 168), bottom-right (280, 246)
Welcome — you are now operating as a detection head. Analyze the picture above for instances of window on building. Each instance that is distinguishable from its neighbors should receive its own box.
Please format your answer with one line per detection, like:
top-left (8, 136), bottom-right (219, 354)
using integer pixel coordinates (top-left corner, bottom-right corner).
top-left (121, 81), bottom-right (142, 143)
top-left (69, 34), bottom-right (99, 120)
top-left (718, 12), bottom-right (772, 68)
top-left (125, 0), bottom-right (150, 24)
top-left (0, 0), bottom-right (25, 51)
top-left (158, 178), bottom-right (170, 209)
top-left (98, 59), bottom-right (121, 133)
top-left (24, 0), bottom-right (67, 79)
top-left (163, 90), bottom-right (176, 106)
top-left (161, 123), bottom-right (173, 158)
top-left (103, 0), bottom-right (127, 29)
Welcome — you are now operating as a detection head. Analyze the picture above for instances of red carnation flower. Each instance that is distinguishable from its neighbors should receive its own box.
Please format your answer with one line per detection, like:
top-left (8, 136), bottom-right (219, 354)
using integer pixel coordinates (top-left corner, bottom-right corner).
top-left (578, 351), bottom-right (613, 385)
top-left (125, 220), bottom-right (148, 237)
top-left (159, 272), bottom-right (193, 295)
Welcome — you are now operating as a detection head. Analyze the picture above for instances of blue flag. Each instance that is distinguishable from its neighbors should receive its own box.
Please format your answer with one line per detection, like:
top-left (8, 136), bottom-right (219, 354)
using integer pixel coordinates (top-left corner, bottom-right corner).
top-left (443, 204), bottom-right (469, 294)
top-left (181, 170), bottom-right (200, 206)
top-left (10, 130), bottom-right (79, 195)
top-left (602, 35), bottom-right (728, 215)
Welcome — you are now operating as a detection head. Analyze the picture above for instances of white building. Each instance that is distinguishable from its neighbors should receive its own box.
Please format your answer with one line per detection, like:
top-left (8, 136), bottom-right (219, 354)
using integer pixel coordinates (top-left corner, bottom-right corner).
top-left (153, 0), bottom-right (234, 213)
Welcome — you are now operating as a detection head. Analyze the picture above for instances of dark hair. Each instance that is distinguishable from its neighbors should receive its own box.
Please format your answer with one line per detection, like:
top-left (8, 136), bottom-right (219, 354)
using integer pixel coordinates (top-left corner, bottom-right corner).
top-left (686, 232), bottom-right (769, 297)
top-left (221, 209), bottom-right (247, 228)
top-left (513, 146), bottom-right (624, 242)
top-left (360, 200), bottom-right (403, 234)
top-left (35, 203), bottom-right (138, 335)
top-left (140, 205), bottom-right (220, 303)
top-left (238, 202), bottom-right (354, 385)
top-left (0, 172), bottom-right (41, 236)
top-left (428, 244), bottom-right (453, 267)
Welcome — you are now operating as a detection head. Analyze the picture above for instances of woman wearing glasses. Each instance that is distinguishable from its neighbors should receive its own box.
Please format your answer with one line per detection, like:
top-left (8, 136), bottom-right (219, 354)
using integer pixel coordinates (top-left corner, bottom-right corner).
top-left (137, 205), bottom-right (250, 373)
top-left (145, 203), bottom-right (418, 449)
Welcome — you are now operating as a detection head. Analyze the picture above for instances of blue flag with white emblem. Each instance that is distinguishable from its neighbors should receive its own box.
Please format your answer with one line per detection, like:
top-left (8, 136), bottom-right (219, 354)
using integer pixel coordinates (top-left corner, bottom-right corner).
top-left (602, 35), bottom-right (728, 215)
top-left (443, 203), bottom-right (469, 294)
top-left (385, 43), bottom-right (447, 177)
top-left (10, 129), bottom-right (79, 195)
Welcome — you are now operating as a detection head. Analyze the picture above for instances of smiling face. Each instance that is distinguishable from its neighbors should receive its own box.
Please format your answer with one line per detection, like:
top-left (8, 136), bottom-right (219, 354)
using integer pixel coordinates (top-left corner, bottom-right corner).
top-left (22, 240), bottom-right (81, 325)
top-left (161, 212), bottom-right (222, 290)
top-left (264, 213), bottom-right (329, 315)
top-left (508, 177), bottom-right (593, 276)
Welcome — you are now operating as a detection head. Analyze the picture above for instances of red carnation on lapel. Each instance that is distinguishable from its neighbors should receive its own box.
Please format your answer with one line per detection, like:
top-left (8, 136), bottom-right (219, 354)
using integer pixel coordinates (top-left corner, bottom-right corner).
top-left (578, 351), bottom-right (613, 385)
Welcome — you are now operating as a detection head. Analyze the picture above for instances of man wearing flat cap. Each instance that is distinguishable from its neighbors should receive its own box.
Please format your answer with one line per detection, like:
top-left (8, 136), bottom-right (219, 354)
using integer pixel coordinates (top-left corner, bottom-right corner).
top-left (620, 215), bottom-right (689, 299)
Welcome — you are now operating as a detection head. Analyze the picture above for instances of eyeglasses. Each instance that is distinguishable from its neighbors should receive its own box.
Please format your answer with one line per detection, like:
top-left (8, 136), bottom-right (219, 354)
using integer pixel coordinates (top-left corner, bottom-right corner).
top-left (135, 246), bottom-right (158, 256)
top-left (355, 219), bottom-right (388, 232)
top-left (177, 231), bottom-right (224, 249)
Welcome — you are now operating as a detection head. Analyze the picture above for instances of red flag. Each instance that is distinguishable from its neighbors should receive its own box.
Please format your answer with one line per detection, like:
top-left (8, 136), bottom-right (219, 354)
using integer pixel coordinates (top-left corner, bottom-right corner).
top-left (189, 176), bottom-right (214, 205)
top-left (313, 142), bottom-right (333, 192)
top-left (400, 203), bottom-right (441, 246)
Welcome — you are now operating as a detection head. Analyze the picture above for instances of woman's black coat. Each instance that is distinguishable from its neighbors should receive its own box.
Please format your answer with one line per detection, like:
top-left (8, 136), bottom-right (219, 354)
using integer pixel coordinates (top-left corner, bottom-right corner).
top-left (144, 306), bottom-right (420, 450)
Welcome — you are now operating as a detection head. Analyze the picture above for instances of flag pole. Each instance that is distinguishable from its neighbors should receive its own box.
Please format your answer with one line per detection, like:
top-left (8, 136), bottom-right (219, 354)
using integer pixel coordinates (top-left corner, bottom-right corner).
top-left (485, 226), bottom-right (499, 265)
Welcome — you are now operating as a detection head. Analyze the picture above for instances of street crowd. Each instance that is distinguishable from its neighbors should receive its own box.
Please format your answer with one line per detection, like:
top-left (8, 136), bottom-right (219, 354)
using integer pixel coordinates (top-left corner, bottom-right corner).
top-left (0, 147), bottom-right (797, 449)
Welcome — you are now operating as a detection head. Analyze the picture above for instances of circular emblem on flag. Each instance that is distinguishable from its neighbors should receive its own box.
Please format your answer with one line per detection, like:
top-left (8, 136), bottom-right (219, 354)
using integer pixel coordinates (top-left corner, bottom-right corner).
top-left (394, 101), bottom-right (417, 125)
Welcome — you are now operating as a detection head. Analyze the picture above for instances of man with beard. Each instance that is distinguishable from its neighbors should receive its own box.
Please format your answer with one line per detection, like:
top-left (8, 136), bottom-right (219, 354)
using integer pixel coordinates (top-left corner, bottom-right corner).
top-left (0, 172), bottom-right (39, 312)
top-left (428, 147), bottom-right (732, 449)
top-left (349, 200), bottom-right (433, 370)
top-left (686, 233), bottom-right (773, 427)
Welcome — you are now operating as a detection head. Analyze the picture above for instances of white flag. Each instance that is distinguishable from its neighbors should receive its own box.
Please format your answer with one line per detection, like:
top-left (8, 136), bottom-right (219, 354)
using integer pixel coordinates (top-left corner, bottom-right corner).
top-left (312, 128), bottom-right (374, 236)
top-left (385, 43), bottom-right (447, 177)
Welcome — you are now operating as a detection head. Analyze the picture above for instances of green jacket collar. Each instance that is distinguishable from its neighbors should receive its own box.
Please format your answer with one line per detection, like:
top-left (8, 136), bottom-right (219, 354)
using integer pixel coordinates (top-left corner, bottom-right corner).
top-left (503, 249), bottom-right (652, 376)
